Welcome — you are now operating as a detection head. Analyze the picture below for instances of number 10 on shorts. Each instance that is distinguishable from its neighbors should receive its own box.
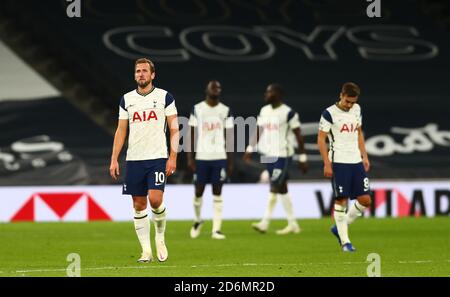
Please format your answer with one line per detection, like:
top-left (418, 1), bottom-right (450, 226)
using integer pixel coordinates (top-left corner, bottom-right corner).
top-left (155, 172), bottom-right (165, 186)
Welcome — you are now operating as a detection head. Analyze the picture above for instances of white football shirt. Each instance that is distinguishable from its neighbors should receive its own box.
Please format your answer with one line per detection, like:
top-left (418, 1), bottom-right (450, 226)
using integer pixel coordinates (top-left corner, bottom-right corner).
top-left (257, 103), bottom-right (301, 158)
top-left (118, 87), bottom-right (177, 161)
top-left (188, 101), bottom-right (233, 160)
top-left (319, 103), bottom-right (362, 164)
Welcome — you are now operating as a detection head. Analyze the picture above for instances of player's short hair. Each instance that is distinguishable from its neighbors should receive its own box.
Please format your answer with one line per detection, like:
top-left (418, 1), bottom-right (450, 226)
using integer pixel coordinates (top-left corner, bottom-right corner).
top-left (207, 79), bottom-right (220, 86)
top-left (270, 83), bottom-right (284, 97)
top-left (341, 82), bottom-right (360, 97)
top-left (135, 58), bottom-right (155, 73)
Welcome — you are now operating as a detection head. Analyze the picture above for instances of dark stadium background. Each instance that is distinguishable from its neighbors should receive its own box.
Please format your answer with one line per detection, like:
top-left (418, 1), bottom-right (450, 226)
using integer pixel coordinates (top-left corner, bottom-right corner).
top-left (1, 0), bottom-right (449, 186)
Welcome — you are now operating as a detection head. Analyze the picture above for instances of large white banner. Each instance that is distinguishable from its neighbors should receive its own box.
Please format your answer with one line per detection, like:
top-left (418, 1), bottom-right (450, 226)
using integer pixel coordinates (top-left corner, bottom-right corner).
top-left (0, 181), bottom-right (449, 222)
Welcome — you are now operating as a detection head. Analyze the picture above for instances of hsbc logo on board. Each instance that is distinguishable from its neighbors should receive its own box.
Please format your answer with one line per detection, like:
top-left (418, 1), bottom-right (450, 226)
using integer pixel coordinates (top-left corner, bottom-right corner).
top-left (10, 192), bottom-right (112, 222)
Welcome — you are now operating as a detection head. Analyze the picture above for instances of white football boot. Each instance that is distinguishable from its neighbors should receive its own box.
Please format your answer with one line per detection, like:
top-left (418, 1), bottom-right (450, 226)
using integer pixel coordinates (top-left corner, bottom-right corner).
top-left (190, 221), bottom-right (204, 239)
top-left (137, 250), bottom-right (153, 263)
top-left (211, 231), bottom-right (226, 240)
top-left (251, 221), bottom-right (268, 233)
top-left (155, 236), bottom-right (168, 262)
top-left (276, 223), bottom-right (301, 235)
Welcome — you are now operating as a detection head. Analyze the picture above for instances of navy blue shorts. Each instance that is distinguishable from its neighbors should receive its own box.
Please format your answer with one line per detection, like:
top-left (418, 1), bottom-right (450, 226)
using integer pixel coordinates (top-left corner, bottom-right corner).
top-left (332, 162), bottom-right (370, 199)
top-left (266, 157), bottom-right (291, 187)
top-left (123, 158), bottom-right (167, 196)
top-left (194, 160), bottom-right (227, 185)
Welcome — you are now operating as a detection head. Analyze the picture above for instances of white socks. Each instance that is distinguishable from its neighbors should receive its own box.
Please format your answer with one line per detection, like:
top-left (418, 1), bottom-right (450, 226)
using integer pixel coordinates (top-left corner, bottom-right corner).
top-left (152, 203), bottom-right (166, 239)
top-left (193, 195), bottom-right (223, 233)
top-left (134, 209), bottom-right (151, 254)
top-left (193, 196), bottom-right (202, 223)
top-left (334, 201), bottom-right (367, 245)
top-left (261, 193), bottom-right (298, 227)
top-left (261, 192), bottom-right (277, 226)
top-left (346, 201), bottom-right (367, 225)
top-left (334, 204), bottom-right (350, 244)
top-left (212, 195), bottom-right (223, 233)
top-left (134, 202), bottom-right (167, 254)
top-left (279, 193), bottom-right (297, 226)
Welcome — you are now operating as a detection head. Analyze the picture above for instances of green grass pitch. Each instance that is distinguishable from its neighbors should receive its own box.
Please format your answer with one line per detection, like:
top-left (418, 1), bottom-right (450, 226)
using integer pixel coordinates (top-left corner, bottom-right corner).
top-left (0, 217), bottom-right (449, 276)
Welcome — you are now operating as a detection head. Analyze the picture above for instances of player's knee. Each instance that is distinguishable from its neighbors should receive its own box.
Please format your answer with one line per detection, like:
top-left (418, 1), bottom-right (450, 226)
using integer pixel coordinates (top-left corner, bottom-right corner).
top-left (212, 184), bottom-right (222, 196)
top-left (148, 191), bottom-right (163, 209)
top-left (212, 189), bottom-right (222, 196)
top-left (133, 199), bottom-right (147, 211)
top-left (270, 185), bottom-right (280, 193)
top-left (334, 197), bottom-right (348, 205)
top-left (195, 184), bottom-right (205, 197)
top-left (150, 198), bottom-right (162, 209)
top-left (358, 195), bottom-right (372, 207)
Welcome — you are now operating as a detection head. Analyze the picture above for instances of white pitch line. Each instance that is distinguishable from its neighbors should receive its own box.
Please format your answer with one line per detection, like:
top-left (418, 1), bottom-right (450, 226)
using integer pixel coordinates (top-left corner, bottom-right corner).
top-left (13, 262), bottom-right (349, 274)
top-left (10, 260), bottom-right (449, 275)
top-left (398, 260), bottom-right (433, 264)
top-left (190, 263), bottom-right (302, 268)
top-left (16, 268), bottom-right (66, 273)
top-left (81, 265), bottom-right (178, 271)
top-left (14, 265), bottom-right (178, 274)
top-left (190, 262), bottom-right (357, 268)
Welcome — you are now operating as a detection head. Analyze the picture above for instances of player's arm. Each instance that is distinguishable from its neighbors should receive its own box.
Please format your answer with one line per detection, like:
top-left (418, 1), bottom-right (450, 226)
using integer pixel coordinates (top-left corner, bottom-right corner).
top-left (110, 119), bottom-right (128, 180)
top-left (186, 126), bottom-right (196, 172)
top-left (187, 106), bottom-right (197, 172)
top-left (166, 114), bottom-right (179, 177)
top-left (243, 126), bottom-right (263, 163)
top-left (292, 127), bottom-right (308, 173)
top-left (225, 127), bottom-right (234, 177)
top-left (357, 127), bottom-right (370, 172)
top-left (224, 110), bottom-right (235, 177)
top-left (317, 130), bottom-right (333, 178)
